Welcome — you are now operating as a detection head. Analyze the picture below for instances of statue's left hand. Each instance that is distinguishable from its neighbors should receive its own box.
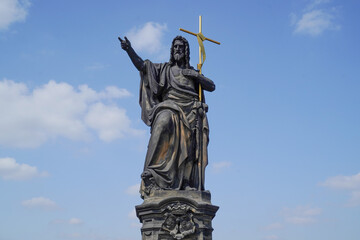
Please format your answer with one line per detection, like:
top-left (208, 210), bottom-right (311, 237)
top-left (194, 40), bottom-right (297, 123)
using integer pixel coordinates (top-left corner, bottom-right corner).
top-left (182, 69), bottom-right (199, 78)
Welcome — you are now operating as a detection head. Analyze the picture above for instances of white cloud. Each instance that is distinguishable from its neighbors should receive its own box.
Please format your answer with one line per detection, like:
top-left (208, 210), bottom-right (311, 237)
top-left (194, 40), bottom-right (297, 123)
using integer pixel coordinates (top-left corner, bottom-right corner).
top-left (0, 79), bottom-right (141, 148)
top-left (22, 197), bottom-right (58, 210)
top-left (294, 10), bottom-right (340, 36)
top-left (126, 183), bottom-right (140, 196)
top-left (211, 161), bottom-right (231, 173)
top-left (281, 206), bottom-right (322, 225)
top-left (126, 22), bottom-right (167, 55)
top-left (0, 157), bottom-right (48, 180)
top-left (0, 0), bottom-right (30, 30)
top-left (321, 172), bottom-right (360, 190)
top-left (291, 0), bottom-right (340, 36)
top-left (321, 172), bottom-right (360, 207)
top-left (85, 102), bottom-right (141, 142)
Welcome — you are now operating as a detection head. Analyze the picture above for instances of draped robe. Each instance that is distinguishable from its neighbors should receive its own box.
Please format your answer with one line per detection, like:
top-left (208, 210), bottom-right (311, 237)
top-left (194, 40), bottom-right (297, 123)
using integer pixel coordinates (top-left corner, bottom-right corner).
top-left (139, 60), bottom-right (210, 198)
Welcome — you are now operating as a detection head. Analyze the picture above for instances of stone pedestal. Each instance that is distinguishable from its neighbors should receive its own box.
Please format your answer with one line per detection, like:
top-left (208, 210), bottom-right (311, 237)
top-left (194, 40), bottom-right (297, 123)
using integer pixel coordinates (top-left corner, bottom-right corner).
top-left (136, 190), bottom-right (219, 240)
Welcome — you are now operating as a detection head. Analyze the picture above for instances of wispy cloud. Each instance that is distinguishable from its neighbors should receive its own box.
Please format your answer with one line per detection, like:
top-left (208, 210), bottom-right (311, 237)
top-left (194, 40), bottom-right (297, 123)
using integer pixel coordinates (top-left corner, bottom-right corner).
top-left (130, 222), bottom-right (142, 228)
top-left (305, 0), bottom-right (331, 11)
top-left (281, 206), bottom-right (322, 224)
top-left (128, 209), bottom-right (137, 220)
top-left (321, 172), bottom-right (360, 207)
top-left (51, 218), bottom-right (83, 225)
top-left (0, 157), bottom-right (48, 180)
top-left (348, 191), bottom-right (360, 207)
top-left (125, 183), bottom-right (140, 196)
top-left (264, 235), bottom-right (279, 240)
top-left (211, 161), bottom-right (231, 173)
top-left (321, 172), bottom-right (360, 189)
top-left (59, 232), bottom-right (123, 240)
top-left (291, 0), bottom-right (340, 36)
top-left (69, 218), bottom-right (83, 225)
top-left (263, 206), bottom-right (321, 237)
top-left (125, 22), bottom-right (168, 60)
top-left (0, 79), bottom-right (142, 148)
top-left (128, 208), bottom-right (141, 228)
top-left (22, 197), bottom-right (58, 210)
top-left (0, 0), bottom-right (30, 30)
top-left (263, 222), bottom-right (283, 231)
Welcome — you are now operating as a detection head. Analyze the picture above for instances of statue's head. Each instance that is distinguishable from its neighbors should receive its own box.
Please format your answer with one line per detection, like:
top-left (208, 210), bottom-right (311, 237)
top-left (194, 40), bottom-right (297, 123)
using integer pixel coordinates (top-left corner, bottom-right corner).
top-left (169, 36), bottom-right (190, 68)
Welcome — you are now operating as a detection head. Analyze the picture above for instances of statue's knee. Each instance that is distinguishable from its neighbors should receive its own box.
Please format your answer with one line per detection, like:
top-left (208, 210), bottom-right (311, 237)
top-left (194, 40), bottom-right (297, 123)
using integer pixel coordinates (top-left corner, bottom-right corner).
top-left (156, 110), bottom-right (174, 129)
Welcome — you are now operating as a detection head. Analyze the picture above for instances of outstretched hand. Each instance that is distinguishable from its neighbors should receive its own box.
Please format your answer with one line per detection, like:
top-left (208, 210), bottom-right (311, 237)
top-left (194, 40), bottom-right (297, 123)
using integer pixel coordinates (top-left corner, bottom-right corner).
top-left (118, 36), bottom-right (131, 51)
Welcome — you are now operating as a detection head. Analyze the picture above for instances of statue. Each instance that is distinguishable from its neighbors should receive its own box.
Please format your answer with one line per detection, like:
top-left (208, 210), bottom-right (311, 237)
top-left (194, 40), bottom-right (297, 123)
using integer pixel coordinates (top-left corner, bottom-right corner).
top-left (118, 35), bottom-right (215, 198)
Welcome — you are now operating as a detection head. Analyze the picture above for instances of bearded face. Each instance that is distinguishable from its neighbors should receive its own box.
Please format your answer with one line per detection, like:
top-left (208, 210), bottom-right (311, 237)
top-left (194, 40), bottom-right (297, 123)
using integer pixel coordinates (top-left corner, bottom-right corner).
top-left (173, 40), bottom-right (185, 63)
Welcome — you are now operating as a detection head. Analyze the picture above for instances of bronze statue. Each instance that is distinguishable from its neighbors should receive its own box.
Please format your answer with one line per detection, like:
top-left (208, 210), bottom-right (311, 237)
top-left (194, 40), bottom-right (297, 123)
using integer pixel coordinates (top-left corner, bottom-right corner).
top-left (118, 36), bottom-right (215, 198)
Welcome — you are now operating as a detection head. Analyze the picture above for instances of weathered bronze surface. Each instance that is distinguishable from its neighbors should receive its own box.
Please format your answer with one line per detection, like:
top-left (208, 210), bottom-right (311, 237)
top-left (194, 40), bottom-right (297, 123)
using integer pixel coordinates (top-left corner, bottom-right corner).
top-left (118, 36), bottom-right (215, 199)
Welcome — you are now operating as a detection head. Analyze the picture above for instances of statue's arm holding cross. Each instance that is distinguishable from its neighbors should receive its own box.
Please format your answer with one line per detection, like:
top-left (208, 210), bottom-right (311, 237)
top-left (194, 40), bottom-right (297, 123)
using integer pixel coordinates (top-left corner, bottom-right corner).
top-left (180, 15), bottom-right (220, 101)
top-left (182, 69), bottom-right (215, 92)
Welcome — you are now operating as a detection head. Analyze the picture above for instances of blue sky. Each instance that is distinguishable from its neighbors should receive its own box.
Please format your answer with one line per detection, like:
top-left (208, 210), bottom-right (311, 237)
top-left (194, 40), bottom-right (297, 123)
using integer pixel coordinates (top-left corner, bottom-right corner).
top-left (0, 0), bottom-right (359, 239)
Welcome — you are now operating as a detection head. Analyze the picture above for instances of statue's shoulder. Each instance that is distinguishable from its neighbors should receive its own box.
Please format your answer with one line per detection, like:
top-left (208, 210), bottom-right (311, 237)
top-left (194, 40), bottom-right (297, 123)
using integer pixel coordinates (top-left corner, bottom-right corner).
top-left (145, 59), bottom-right (169, 68)
top-left (143, 60), bottom-right (172, 75)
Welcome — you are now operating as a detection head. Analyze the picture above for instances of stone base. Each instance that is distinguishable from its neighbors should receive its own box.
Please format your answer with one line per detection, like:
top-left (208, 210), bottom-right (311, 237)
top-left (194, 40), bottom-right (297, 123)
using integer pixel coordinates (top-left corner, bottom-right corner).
top-left (136, 190), bottom-right (219, 240)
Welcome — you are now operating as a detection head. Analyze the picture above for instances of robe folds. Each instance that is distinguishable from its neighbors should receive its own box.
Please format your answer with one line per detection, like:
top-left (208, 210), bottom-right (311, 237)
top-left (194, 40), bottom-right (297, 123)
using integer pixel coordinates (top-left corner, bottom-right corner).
top-left (139, 60), bottom-right (209, 198)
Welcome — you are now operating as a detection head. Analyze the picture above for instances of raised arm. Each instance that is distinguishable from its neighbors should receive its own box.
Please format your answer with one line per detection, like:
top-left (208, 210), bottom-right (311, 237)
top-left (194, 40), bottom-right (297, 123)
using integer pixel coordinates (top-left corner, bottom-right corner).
top-left (118, 36), bottom-right (145, 72)
top-left (182, 69), bottom-right (215, 92)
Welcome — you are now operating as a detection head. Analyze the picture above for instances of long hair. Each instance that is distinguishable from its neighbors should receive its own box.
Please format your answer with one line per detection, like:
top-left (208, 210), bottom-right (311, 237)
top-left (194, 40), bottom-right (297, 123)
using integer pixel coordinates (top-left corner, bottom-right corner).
top-left (168, 36), bottom-right (191, 68)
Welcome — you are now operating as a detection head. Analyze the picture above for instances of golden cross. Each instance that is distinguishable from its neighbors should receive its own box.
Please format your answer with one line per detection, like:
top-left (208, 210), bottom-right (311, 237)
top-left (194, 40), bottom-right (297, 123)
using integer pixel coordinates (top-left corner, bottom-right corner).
top-left (180, 15), bottom-right (220, 101)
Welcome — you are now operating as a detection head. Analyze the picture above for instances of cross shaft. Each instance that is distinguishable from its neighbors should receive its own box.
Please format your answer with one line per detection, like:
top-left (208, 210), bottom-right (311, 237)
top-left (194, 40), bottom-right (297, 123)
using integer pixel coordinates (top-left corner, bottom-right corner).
top-left (180, 16), bottom-right (220, 101)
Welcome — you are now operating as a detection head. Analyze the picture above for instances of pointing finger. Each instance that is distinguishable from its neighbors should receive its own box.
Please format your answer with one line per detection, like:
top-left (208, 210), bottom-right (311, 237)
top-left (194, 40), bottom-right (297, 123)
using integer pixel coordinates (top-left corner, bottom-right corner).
top-left (124, 36), bottom-right (129, 42)
top-left (118, 36), bottom-right (123, 42)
